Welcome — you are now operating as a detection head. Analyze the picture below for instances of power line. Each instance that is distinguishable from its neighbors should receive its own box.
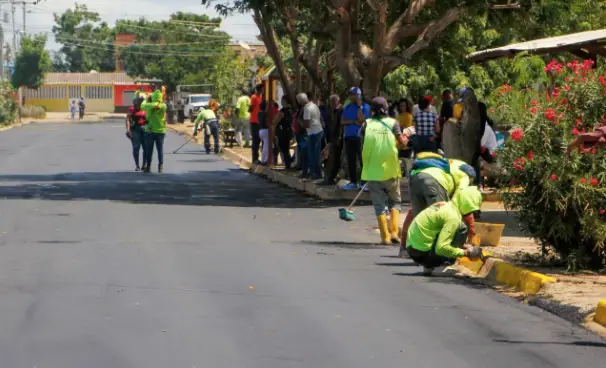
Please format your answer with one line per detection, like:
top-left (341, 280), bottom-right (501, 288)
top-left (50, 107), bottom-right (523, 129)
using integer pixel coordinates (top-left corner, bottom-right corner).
top-left (59, 40), bottom-right (223, 57)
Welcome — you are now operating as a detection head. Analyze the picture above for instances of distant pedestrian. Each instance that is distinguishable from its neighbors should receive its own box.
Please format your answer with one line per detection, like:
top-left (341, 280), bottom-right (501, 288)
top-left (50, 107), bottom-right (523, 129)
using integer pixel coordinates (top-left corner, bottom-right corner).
top-left (297, 93), bottom-right (324, 180)
top-left (273, 96), bottom-right (294, 168)
top-left (140, 90), bottom-right (167, 173)
top-left (341, 87), bottom-right (370, 189)
top-left (234, 89), bottom-right (251, 147)
top-left (412, 97), bottom-right (440, 153)
top-left (250, 84), bottom-right (264, 163)
top-left (70, 100), bottom-right (77, 120)
top-left (258, 100), bottom-right (270, 164)
top-left (78, 97), bottom-right (85, 120)
top-left (126, 96), bottom-right (148, 171)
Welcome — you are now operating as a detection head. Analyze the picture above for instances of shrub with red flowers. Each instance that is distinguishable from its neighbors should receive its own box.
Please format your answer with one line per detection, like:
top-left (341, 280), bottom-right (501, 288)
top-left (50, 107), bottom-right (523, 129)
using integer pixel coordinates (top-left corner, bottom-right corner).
top-left (493, 60), bottom-right (606, 269)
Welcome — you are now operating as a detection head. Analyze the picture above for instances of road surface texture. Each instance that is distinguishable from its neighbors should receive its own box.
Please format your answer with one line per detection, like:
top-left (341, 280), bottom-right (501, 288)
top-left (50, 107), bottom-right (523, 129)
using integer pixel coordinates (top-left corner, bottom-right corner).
top-left (0, 120), bottom-right (604, 368)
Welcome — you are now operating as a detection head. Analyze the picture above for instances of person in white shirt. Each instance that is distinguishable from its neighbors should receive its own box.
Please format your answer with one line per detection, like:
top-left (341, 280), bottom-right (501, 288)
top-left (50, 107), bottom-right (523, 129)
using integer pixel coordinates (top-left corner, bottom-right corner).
top-left (297, 93), bottom-right (324, 180)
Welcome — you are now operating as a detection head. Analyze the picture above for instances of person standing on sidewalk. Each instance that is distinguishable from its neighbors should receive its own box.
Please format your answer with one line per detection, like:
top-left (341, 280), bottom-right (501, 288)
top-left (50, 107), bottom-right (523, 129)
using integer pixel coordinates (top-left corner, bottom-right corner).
top-left (140, 90), bottom-right (167, 173)
top-left (257, 100), bottom-right (271, 165)
top-left (321, 94), bottom-right (344, 185)
top-left (341, 87), bottom-right (370, 190)
top-left (412, 97), bottom-right (440, 153)
top-left (78, 97), bottom-right (86, 120)
top-left (297, 93), bottom-right (324, 180)
top-left (234, 90), bottom-right (251, 147)
top-left (249, 84), bottom-right (264, 163)
top-left (405, 186), bottom-right (484, 275)
top-left (273, 96), bottom-right (294, 168)
top-left (361, 97), bottom-right (409, 245)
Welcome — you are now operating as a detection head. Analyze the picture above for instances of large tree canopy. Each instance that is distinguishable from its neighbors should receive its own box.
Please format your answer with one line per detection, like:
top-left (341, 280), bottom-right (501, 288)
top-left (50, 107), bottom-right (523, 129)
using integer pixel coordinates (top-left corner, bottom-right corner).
top-left (11, 35), bottom-right (52, 89)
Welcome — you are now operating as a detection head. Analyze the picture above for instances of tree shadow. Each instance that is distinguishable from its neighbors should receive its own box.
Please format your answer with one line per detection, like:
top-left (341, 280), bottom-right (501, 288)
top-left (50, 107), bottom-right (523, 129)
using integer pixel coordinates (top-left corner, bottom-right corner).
top-left (0, 169), bottom-right (342, 209)
top-left (493, 339), bottom-right (606, 348)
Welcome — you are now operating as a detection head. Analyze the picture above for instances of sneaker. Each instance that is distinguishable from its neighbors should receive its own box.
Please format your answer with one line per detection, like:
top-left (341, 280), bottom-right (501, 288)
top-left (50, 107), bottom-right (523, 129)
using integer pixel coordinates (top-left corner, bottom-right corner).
top-left (142, 166), bottom-right (151, 173)
top-left (422, 266), bottom-right (434, 276)
top-left (158, 165), bottom-right (163, 173)
top-left (398, 246), bottom-right (410, 259)
top-left (135, 166), bottom-right (140, 172)
top-left (342, 182), bottom-right (358, 190)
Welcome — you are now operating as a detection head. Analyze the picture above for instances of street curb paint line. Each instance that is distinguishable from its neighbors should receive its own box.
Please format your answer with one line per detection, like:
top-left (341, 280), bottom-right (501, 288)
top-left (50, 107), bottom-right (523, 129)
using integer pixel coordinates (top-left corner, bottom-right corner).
top-left (595, 300), bottom-right (606, 327)
top-left (455, 256), bottom-right (556, 295)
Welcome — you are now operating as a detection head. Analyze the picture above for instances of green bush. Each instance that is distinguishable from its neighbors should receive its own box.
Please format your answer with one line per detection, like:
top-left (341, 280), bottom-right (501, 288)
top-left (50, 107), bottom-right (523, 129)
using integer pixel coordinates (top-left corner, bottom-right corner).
top-left (494, 60), bottom-right (606, 270)
top-left (0, 82), bottom-right (17, 126)
top-left (21, 105), bottom-right (46, 119)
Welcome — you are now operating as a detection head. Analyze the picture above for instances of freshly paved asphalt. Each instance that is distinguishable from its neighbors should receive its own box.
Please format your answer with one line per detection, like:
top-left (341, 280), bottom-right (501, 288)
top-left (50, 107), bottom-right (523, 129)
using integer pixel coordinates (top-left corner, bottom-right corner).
top-left (0, 120), bottom-right (604, 368)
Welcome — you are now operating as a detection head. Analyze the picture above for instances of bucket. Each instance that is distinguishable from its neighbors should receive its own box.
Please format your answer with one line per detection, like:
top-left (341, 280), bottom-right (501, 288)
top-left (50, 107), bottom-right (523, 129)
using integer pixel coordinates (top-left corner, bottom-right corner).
top-left (474, 222), bottom-right (505, 246)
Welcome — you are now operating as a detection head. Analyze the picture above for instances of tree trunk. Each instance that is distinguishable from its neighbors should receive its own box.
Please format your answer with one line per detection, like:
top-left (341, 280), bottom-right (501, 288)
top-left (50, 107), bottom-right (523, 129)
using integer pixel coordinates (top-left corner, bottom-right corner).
top-left (253, 9), bottom-right (295, 106)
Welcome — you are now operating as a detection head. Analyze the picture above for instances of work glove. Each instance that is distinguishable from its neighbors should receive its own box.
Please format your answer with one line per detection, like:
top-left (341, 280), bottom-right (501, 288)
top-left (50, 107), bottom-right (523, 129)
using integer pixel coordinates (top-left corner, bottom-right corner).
top-left (466, 246), bottom-right (483, 260)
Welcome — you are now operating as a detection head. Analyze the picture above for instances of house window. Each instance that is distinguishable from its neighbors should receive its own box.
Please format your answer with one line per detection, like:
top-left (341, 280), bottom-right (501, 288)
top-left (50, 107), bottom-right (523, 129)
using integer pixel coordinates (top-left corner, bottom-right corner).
top-left (25, 86), bottom-right (66, 100)
top-left (69, 86), bottom-right (81, 99)
top-left (85, 86), bottom-right (112, 99)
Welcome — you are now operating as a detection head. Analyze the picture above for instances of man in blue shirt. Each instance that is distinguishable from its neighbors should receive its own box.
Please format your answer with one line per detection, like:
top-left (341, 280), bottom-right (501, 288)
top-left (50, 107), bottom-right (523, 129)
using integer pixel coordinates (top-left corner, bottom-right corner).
top-left (341, 87), bottom-right (370, 189)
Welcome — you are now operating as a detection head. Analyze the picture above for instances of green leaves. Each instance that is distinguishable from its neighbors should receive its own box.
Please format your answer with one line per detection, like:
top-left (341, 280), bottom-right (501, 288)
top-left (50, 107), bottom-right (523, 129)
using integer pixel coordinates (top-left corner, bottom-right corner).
top-left (11, 35), bottom-right (52, 89)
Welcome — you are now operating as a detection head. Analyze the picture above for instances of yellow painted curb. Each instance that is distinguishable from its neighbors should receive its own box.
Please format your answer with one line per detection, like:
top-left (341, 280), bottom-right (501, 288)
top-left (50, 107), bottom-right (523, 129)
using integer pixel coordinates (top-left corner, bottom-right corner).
top-left (456, 256), bottom-right (556, 295)
top-left (595, 300), bottom-right (606, 327)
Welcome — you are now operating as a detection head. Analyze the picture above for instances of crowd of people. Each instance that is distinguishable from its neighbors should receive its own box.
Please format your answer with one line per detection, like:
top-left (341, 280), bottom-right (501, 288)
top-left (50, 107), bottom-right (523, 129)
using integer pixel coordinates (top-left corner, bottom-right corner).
top-left (228, 85), bottom-right (502, 275)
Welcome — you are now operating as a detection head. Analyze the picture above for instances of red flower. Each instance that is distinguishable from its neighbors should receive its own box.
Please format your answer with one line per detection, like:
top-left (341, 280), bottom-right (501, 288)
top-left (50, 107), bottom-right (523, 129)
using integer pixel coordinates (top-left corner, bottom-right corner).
top-left (572, 128), bottom-right (580, 135)
top-left (513, 157), bottom-right (526, 172)
top-left (564, 84), bottom-right (570, 92)
top-left (531, 99), bottom-right (539, 105)
top-left (600, 75), bottom-right (606, 87)
top-left (511, 128), bottom-right (524, 141)
top-left (580, 178), bottom-right (587, 184)
top-left (561, 99), bottom-right (568, 106)
top-left (582, 59), bottom-right (595, 70)
top-left (545, 60), bottom-right (563, 73)
top-left (591, 148), bottom-right (597, 154)
top-left (544, 108), bottom-right (557, 121)
top-left (527, 151), bottom-right (535, 160)
top-left (499, 84), bottom-right (512, 95)
top-left (551, 88), bottom-right (560, 98)
top-left (576, 119), bottom-right (582, 127)
top-left (530, 107), bottom-right (538, 115)
top-left (551, 174), bottom-right (557, 181)
top-left (591, 178), bottom-right (599, 186)
top-left (600, 209), bottom-right (605, 215)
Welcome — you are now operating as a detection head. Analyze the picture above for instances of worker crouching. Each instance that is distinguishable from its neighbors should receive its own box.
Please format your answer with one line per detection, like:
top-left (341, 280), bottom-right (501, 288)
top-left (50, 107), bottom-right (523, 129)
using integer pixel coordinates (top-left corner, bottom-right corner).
top-left (361, 97), bottom-right (410, 245)
top-left (406, 186), bottom-right (484, 275)
top-left (194, 100), bottom-right (221, 154)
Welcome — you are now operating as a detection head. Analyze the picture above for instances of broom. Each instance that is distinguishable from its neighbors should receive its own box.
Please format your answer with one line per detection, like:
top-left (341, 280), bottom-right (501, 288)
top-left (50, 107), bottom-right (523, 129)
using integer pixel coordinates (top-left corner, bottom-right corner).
top-left (338, 184), bottom-right (368, 221)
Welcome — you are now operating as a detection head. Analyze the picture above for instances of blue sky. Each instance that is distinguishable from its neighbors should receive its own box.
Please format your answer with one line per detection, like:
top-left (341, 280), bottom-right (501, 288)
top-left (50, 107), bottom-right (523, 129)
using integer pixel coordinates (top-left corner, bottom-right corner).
top-left (2, 0), bottom-right (258, 50)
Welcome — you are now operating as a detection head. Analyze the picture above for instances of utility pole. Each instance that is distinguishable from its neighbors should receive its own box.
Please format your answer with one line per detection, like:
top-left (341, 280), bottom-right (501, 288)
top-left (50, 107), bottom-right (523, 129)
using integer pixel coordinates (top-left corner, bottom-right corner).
top-left (21, 1), bottom-right (25, 36)
top-left (0, 4), bottom-right (4, 81)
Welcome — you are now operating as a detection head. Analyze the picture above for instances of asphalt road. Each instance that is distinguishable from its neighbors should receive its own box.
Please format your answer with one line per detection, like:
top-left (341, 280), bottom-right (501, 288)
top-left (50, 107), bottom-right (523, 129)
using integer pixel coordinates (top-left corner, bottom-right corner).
top-left (0, 120), bottom-right (604, 368)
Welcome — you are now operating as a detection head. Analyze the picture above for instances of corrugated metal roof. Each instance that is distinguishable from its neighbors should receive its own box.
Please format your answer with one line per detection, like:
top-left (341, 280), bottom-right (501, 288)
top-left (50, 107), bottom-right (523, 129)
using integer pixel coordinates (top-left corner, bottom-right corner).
top-left (469, 29), bottom-right (606, 63)
top-left (43, 72), bottom-right (139, 85)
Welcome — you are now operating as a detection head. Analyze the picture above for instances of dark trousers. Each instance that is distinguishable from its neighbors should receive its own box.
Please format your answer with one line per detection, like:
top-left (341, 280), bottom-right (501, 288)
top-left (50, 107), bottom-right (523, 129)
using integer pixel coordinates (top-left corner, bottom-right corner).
top-left (204, 121), bottom-right (220, 154)
top-left (344, 136), bottom-right (362, 184)
top-left (276, 130), bottom-right (293, 167)
top-left (146, 132), bottom-right (165, 167)
top-left (130, 127), bottom-right (147, 168)
top-left (307, 131), bottom-right (324, 179)
top-left (324, 139), bottom-right (342, 182)
top-left (250, 123), bottom-right (260, 162)
top-left (296, 133), bottom-right (308, 173)
top-left (408, 226), bottom-right (468, 268)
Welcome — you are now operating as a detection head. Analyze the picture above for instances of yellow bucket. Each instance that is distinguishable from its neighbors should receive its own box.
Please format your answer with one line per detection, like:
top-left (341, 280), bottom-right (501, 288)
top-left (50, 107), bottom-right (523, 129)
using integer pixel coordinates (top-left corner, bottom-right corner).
top-left (474, 222), bottom-right (505, 246)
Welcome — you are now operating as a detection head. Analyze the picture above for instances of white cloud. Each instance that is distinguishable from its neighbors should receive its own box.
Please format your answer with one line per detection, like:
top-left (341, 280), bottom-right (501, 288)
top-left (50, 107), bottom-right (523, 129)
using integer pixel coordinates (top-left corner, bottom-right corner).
top-left (4, 0), bottom-right (258, 49)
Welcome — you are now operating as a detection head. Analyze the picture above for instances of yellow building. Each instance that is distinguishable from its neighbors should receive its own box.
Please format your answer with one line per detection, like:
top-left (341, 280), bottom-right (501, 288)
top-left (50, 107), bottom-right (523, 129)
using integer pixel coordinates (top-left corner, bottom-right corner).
top-left (23, 72), bottom-right (141, 113)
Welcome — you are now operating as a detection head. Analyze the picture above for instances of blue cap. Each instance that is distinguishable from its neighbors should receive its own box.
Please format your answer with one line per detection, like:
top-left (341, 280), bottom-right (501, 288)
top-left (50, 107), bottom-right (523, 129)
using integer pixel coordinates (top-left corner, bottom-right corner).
top-left (459, 163), bottom-right (477, 179)
top-left (348, 87), bottom-right (362, 96)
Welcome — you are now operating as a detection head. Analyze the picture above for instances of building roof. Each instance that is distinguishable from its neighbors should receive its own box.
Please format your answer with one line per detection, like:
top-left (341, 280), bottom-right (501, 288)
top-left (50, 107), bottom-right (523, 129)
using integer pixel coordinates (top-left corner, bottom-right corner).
top-left (43, 72), bottom-right (144, 85)
top-left (468, 29), bottom-right (606, 63)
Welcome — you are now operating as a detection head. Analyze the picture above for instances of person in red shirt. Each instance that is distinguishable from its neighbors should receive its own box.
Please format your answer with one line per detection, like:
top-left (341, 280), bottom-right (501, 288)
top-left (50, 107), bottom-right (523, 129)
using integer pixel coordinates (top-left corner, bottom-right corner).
top-left (125, 95), bottom-right (148, 171)
top-left (249, 84), bottom-right (264, 163)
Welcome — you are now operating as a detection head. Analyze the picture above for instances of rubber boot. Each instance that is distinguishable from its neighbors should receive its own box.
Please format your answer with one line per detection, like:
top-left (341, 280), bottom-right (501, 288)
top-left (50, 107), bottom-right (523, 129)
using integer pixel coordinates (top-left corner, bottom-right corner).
top-left (377, 215), bottom-right (391, 245)
top-left (398, 209), bottom-right (415, 257)
top-left (389, 209), bottom-right (401, 244)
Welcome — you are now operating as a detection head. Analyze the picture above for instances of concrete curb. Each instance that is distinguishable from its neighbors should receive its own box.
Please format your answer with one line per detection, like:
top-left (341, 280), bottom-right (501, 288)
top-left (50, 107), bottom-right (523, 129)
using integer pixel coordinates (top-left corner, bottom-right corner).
top-left (0, 120), bottom-right (37, 132)
top-left (456, 256), bottom-right (557, 295)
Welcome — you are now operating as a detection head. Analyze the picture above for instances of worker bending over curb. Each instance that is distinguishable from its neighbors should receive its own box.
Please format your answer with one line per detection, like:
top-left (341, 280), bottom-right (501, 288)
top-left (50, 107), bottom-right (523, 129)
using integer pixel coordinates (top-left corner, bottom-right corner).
top-left (194, 100), bottom-right (221, 154)
top-left (361, 97), bottom-right (409, 245)
top-left (406, 186), bottom-right (484, 275)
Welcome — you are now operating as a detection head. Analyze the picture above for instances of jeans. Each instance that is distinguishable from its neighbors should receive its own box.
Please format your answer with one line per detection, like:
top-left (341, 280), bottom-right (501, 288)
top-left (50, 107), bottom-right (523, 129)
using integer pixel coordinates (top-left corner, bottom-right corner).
top-left (276, 130), bottom-right (293, 168)
top-left (259, 128), bottom-right (270, 163)
top-left (71, 110), bottom-right (76, 120)
top-left (204, 120), bottom-right (220, 154)
top-left (344, 136), bottom-right (363, 184)
top-left (296, 133), bottom-right (308, 173)
top-left (130, 127), bottom-right (147, 168)
top-left (307, 131), bottom-right (324, 179)
top-left (146, 132), bottom-right (165, 167)
top-left (250, 123), bottom-right (260, 162)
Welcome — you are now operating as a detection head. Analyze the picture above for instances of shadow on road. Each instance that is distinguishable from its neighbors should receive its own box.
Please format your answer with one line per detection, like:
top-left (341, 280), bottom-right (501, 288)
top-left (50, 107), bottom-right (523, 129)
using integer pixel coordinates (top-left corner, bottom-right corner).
top-left (0, 170), bottom-right (341, 209)
top-left (493, 339), bottom-right (606, 348)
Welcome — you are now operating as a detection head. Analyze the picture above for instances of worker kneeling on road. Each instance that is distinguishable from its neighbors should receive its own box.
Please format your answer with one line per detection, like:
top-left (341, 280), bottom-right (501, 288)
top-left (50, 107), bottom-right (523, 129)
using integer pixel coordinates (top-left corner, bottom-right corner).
top-left (194, 100), bottom-right (220, 154)
top-left (406, 186), bottom-right (484, 275)
top-left (361, 97), bottom-right (410, 245)
top-left (399, 153), bottom-right (477, 257)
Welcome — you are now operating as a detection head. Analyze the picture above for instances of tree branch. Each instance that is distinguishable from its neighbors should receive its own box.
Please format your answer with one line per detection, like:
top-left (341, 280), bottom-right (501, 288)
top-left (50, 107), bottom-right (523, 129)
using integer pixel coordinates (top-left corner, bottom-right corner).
top-left (385, 0), bottom-right (436, 51)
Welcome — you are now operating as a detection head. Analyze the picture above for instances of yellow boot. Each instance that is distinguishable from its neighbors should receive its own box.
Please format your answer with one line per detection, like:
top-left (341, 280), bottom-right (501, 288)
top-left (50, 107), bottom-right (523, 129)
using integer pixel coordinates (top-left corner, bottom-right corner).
top-left (389, 209), bottom-right (401, 244)
top-left (377, 215), bottom-right (391, 245)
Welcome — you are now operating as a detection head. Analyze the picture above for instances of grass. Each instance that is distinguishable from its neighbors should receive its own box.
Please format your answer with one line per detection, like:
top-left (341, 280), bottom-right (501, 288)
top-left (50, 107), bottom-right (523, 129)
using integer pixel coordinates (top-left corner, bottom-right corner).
top-left (21, 105), bottom-right (46, 119)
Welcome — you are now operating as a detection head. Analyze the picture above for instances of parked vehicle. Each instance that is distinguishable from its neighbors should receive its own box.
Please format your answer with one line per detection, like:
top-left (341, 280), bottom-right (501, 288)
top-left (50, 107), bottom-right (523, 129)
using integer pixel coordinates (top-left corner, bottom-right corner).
top-left (183, 94), bottom-right (212, 122)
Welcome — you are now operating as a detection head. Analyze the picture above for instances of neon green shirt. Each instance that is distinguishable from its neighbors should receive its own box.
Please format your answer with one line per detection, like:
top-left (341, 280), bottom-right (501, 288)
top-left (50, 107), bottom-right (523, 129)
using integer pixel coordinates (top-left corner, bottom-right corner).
top-left (140, 90), bottom-right (167, 134)
top-left (194, 109), bottom-right (217, 132)
top-left (236, 96), bottom-right (251, 119)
